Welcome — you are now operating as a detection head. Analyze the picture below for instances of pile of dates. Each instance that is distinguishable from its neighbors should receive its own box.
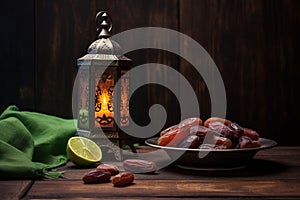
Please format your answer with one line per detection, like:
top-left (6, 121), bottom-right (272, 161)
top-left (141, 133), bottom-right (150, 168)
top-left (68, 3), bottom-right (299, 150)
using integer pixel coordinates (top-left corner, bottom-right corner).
top-left (157, 117), bottom-right (261, 149)
top-left (82, 163), bottom-right (134, 187)
top-left (82, 159), bottom-right (157, 186)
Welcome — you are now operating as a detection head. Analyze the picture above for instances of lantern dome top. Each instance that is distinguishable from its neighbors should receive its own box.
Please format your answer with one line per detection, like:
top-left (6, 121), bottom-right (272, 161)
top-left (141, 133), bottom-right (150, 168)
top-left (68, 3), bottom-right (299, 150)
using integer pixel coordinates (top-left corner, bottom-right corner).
top-left (87, 38), bottom-right (122, 55)
top-left (78, 11), bottom-right (131, 67)
top-left (87, 11), bottom-right (122, 55)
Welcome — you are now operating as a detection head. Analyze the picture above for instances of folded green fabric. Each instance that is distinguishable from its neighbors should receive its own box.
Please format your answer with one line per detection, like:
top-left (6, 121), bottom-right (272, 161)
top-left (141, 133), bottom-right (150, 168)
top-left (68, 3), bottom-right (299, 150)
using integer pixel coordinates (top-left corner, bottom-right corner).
top-left (0, 105), bottom-right (76, 179)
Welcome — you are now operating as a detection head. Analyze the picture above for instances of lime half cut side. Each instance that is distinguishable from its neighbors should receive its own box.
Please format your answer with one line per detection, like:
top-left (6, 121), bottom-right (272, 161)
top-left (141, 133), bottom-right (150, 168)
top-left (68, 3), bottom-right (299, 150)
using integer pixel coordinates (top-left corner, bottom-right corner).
top-left (67, 136), bottom-right (102, 166)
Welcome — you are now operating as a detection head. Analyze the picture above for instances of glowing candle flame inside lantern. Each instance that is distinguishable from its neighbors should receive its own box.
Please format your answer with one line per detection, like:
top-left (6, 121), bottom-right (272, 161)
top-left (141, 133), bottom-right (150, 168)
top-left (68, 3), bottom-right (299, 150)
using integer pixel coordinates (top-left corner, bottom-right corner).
top-left (101, 92), bottom-right (108, 110)
top-left (95, 86), bottom-right (114, 128)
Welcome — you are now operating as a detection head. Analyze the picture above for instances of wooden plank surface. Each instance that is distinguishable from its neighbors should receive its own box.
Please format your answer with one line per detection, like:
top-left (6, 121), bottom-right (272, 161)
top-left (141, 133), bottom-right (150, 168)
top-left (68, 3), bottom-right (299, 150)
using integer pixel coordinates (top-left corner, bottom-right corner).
top-left (26, 179), bottom-right (300, 199)
top-left (24, 146), bottom-right (300, 199)
top-left (0, 180), bottom-right (33, 200)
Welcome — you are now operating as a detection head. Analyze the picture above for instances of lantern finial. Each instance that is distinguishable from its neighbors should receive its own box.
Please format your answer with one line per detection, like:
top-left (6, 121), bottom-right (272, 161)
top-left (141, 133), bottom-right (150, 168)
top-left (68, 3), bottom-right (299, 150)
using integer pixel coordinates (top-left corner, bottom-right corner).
top-left (96, 11), bottom-right (112, 39)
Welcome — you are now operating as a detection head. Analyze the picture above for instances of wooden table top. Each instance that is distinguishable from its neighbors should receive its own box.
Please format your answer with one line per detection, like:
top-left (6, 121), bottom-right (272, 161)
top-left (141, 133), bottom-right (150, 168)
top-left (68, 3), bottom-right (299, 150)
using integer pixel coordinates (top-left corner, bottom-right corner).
top-left (1, 146), bottom-right (300, 199)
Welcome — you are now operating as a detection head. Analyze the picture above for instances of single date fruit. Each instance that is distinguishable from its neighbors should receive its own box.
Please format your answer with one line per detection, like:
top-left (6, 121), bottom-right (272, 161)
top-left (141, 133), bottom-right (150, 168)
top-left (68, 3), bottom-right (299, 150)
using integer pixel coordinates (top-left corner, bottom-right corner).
top-left (96, 163), bottom-right (119, 176)
top-left (112, 172), bottom-right (134, 187)
top-left (190, 125), bottom-right (210, 138)
top-left (229, 122), bottom-right (244, 138)
top-left (243, 128), bottom-right (260, 141)
top-left (199, 133), bottom-right (232, 149)
top-left (167, 117), bottom-right (202, 147)
top-left (177, 135), bottom-right (201, 149)
top-left (157, 129), bottom-right (177, 146)
top-left (239, 136), bottom-right (260, 148)
top-left (214, 136), bottom-right (232, 149)
top-left (167, 126), bottom-right (190, 147)
top-left (158, 118), bottom-right (202, 147)
top-left (82, 169), bottom-right (111, 184)
top-left (207, 121), bottom-right (229, 133)
top-left (252, 140), bottom-right (261, 147)
top-left (178, 117), bottom-right (203, 129)
top-left (208, 121), bottom-right (239, 148)
top-left (123, 159), bottom-right (157, 174)
top-left (204, 117), bottom-right (231, 128)
top-left (160, 125), bottom-right (178, 136)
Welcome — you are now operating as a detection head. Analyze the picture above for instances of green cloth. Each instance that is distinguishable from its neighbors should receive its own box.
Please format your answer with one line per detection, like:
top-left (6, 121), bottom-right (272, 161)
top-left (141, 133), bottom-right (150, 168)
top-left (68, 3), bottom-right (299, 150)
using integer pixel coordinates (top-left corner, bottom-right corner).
top-left (0, 105), bottom-right (76, 179)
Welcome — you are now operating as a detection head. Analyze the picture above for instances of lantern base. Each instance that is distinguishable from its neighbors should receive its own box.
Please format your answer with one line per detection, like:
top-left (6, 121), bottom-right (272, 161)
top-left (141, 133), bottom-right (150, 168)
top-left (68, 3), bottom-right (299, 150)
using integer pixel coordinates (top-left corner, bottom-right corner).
top-left (76, 129), bottom-right (139, 161)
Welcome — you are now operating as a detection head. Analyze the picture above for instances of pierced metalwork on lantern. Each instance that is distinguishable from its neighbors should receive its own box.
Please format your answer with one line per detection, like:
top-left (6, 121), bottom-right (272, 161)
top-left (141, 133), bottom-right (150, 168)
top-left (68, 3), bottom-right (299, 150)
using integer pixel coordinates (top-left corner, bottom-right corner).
top-left (75, 11), bottom-right (135, 161)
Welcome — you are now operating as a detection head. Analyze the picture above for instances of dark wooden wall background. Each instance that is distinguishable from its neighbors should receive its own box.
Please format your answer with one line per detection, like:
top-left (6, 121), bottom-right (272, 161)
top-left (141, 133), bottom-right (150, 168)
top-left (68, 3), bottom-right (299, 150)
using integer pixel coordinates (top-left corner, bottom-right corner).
top-left (1, 0), bottom-right (299, 145)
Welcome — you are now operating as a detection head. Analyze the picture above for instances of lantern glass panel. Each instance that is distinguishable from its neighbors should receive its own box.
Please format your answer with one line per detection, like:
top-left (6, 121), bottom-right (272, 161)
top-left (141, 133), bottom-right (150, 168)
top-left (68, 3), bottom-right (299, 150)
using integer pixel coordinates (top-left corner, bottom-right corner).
top-left (93, 66), bottom-right (117, 130)
top-left (119, 70), bottom-right (130, 127)
top-left (77, 66), bottom-right (89, 130)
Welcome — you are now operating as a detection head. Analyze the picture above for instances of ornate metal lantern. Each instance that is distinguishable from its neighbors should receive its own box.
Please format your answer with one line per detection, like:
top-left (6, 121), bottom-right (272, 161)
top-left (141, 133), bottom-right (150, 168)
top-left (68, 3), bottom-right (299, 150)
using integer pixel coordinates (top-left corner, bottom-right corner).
top-left (74, 11), bottom-right (136, 160)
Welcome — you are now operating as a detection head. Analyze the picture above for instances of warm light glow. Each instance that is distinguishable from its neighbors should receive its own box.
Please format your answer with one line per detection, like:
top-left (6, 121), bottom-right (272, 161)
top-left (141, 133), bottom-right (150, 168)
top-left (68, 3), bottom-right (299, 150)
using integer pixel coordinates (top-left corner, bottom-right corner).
top-left (101, 92), bottom-right (109, 110)
top-left (94, 69), bottom-right (116, 128)
top-left (95, 88), bottom-right (114, 128)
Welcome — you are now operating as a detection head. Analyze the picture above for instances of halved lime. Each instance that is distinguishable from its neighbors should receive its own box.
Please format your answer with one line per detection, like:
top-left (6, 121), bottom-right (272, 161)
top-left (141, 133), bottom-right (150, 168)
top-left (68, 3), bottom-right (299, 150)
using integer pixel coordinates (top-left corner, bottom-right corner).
top-left (66, 136), bottom-right (102, 166)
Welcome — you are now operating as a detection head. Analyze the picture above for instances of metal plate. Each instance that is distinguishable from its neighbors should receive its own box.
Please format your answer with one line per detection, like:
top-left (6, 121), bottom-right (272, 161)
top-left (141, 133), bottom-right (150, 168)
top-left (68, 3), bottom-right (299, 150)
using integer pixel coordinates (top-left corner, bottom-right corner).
top-left (145, 137), bottom-right (277, 170)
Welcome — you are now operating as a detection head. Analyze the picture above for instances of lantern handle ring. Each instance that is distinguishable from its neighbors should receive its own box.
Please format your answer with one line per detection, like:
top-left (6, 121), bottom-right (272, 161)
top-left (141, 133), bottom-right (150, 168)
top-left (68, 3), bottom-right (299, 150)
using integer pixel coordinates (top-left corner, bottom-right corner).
top-left (96, 11), bottom-right (113, 39)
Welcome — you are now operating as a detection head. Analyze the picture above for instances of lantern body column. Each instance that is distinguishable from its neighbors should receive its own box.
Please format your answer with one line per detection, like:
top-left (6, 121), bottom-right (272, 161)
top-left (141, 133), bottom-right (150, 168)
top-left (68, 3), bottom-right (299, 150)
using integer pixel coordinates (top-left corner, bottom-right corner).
top-left (74, 12), bottom-right (134, 161)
